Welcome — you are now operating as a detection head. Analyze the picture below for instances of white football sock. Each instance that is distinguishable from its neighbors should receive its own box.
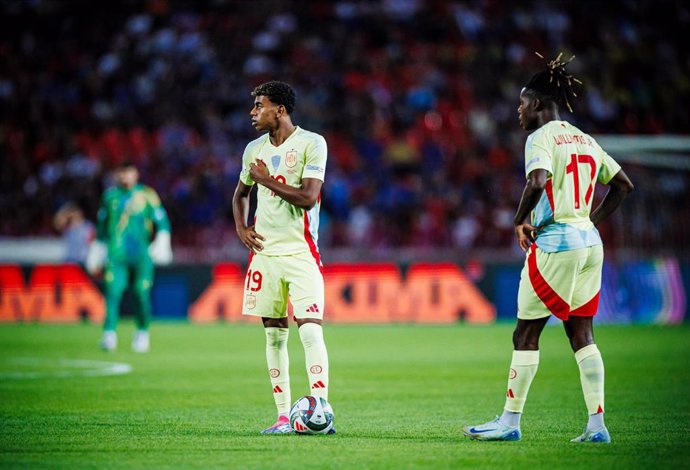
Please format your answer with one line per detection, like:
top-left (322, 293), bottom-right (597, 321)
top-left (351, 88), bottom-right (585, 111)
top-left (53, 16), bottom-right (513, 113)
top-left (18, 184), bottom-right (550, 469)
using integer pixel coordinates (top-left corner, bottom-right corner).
top-left (503, 350), bottom-right (540, 415)
top-left (299, 323), bottom-right (329, 400)
top-left (265, 327), bottom-right (291, 415)
top-left (575, 344), bottom-right (605, 425)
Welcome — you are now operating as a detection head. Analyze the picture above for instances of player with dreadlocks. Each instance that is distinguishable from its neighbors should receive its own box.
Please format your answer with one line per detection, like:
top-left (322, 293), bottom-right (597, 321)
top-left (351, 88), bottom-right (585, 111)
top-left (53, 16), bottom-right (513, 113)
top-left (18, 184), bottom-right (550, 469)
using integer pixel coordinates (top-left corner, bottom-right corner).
top-left (463, 53), bottom-right (634, 443)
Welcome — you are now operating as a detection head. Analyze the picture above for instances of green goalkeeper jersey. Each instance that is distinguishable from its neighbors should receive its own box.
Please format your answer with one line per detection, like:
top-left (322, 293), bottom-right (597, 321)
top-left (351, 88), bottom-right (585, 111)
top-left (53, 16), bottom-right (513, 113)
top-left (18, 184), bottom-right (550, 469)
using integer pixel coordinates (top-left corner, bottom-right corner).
top-left (96, 183), bottom-right (170, 262)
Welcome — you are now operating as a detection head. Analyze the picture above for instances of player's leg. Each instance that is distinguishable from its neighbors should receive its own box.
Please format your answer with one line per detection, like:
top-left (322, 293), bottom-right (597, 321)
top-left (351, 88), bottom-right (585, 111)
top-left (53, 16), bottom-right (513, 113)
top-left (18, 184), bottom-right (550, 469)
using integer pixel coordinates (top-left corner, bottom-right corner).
top-left (130, 257), bottom-right (154, 352)
top-left (502, 317), bottom-right (549, 420)
top-left (242, 254), bottom-right (292, 434)
top-left (288, 252), bottom-right (333, 433)
top-left (287, 252), bottom-right (329, 400)
top-left (295, 317), bottom-right (329, 398)
top-left (101, 261), bottom-right (127, 350)
top-left (464, 246), bottom-right (577, 441)
top-left (566, 245), bottom-right (609, 443)
top-left (262, 314), bottom-right (292, 434)
top-left (463, 316), bottom-right (548, 441)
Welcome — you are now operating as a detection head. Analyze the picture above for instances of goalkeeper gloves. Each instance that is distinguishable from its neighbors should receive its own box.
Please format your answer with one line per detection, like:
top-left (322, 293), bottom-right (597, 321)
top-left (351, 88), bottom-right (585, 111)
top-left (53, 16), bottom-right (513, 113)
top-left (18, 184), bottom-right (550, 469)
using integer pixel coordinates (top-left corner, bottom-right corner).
top-left (149, 231), bottom-right (173, 265)
top-left (86, 240), bottom-right (107, 274)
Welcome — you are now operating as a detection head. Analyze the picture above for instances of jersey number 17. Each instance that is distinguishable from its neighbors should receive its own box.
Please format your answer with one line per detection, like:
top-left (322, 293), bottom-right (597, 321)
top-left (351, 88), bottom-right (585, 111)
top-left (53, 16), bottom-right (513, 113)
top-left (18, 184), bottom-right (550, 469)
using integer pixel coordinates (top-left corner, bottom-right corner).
top-left (565, 153), bottom-right (596, 209)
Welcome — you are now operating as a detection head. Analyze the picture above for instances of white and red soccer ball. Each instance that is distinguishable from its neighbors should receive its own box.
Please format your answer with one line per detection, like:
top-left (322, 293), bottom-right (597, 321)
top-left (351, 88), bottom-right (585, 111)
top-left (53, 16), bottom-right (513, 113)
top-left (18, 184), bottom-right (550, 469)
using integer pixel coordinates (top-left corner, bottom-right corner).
top-left (289, 395), bottom-right (334, 434)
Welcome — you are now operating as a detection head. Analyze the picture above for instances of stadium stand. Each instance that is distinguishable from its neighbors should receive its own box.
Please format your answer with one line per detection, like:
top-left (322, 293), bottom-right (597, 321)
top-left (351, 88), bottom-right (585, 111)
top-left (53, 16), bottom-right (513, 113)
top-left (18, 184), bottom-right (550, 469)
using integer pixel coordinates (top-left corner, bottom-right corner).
top-left (1, 0), bottom-right (688, 261)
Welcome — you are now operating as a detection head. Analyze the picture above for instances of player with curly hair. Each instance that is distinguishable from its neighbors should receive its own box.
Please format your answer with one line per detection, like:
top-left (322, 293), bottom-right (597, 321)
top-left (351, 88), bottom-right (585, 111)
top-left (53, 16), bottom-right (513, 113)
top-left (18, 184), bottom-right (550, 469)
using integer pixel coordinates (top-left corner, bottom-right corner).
top-left (232, 81), bottom-right (333, 434)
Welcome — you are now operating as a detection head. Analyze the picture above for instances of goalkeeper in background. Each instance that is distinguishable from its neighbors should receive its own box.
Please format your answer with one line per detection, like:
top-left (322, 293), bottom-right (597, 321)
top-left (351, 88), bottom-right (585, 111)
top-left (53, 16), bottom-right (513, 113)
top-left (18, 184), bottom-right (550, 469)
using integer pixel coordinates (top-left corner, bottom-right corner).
top-left (87, 161), bottom-right (172, 352)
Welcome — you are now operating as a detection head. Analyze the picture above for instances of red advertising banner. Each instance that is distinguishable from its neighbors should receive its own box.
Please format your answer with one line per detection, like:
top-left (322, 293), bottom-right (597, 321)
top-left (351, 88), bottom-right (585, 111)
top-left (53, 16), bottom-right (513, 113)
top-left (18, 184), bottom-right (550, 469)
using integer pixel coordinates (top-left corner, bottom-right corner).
top-left (189, 262), bottom-right (494, 323)
top-left (0, 264), bottom-right (104, 323)
top-left (0, 263), bottom-right (495, 324)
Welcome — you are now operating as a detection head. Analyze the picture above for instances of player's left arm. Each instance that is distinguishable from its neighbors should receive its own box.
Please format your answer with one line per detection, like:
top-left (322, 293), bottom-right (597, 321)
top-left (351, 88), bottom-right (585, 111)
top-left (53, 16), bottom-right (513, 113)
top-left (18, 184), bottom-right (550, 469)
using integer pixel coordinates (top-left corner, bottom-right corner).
top-left (145, 187), bottom-right (173, 264)
top-left (145, 188), bottom-right (171, 234)
top-left (590, 169), bottom-right (634, 226)
top-left (513, 168), bottom-right (548, 252)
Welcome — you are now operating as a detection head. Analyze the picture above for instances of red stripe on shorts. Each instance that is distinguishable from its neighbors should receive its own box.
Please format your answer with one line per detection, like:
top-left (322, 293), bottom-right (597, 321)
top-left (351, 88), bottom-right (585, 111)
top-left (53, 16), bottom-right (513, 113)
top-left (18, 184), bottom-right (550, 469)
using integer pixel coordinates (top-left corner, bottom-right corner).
top-left (528, 244), bottom-right (571, 320)
top-left (303, 212), bottom-right (323, 273)
top-left (570, 291), bottom-right (600, 317)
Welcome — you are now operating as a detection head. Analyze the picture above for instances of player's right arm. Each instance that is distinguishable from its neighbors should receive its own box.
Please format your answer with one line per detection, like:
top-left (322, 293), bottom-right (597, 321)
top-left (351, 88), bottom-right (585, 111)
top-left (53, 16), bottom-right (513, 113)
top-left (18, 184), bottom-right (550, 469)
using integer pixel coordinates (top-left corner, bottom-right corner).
top-left (234, 141), bottom-right (267, 253)
top-left (513, 169), bottom-right (548, 251)
top-left (513, 131), bottom-right (552, 251)
top-left (95, 193), bottom-right (109, 242)
top-left (86, 193), bottom-right (109, 274)
top-left (232, 179), bottom-right (265, 253)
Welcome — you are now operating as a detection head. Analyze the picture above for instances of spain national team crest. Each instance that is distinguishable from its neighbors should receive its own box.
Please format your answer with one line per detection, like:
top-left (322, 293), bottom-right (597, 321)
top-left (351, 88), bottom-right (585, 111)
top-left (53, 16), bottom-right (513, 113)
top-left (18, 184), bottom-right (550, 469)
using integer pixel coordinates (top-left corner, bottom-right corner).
top-left (246, 294), bottom-right (256, 310)
top-left (285, 149), bottom-right (297, 168)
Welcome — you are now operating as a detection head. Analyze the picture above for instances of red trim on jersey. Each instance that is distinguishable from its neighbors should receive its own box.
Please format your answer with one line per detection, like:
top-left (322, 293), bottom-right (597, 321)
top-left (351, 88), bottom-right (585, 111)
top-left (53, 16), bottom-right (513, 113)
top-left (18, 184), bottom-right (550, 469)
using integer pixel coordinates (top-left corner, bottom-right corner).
top-left (245, 216), bottom-right (257, 269)
top-left (545, 179), bottom-right (554, 211)
top-left (570, 292), bottom-right (600, 317)
top-left (528, 244), bottom-right (571, 320)
top-left (303, 212), bottom-right (323, 273)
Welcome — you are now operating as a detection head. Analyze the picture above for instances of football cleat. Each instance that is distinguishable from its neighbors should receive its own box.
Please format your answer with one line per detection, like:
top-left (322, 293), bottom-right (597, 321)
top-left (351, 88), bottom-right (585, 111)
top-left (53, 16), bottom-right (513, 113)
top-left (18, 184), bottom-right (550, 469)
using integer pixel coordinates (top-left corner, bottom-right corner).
top-left (570, 426), bottom-right (611, 443)
top-left (100, 331), bottom-right (117, 351)
top-left (132, 330), bottom-right (150, 353)
top-left (463, 416), bottom-right (522, 441)
top-left (261, 415), bottom-right (293, 435)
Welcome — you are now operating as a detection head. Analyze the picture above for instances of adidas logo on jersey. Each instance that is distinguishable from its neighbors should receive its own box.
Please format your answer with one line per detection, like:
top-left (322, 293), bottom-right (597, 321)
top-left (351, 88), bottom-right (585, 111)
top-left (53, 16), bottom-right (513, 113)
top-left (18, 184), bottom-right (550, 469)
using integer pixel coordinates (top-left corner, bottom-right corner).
top-left (306, 303), bottom-right (320, 313)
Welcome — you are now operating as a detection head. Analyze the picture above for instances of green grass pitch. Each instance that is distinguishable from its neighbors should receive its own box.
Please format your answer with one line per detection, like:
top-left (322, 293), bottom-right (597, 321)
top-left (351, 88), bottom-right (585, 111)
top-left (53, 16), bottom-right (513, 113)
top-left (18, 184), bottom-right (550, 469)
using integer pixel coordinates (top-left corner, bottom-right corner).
top-left (1, 322), bottom-right (689, 469)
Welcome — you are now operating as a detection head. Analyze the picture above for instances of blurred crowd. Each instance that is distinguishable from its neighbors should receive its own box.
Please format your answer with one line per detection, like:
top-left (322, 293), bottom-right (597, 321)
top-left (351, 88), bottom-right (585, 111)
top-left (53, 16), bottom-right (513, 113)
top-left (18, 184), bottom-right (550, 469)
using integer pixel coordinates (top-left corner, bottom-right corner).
top-left (1, 0), bottom-right (688, 260)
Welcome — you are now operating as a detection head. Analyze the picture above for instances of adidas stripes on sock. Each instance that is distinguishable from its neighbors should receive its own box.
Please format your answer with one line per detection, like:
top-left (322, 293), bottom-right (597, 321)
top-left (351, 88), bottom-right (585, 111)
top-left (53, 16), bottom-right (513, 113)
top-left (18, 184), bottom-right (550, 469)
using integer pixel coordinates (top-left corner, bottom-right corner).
top-left (504, 350), bottom-right (540, 414)
top-left (265, 327), bottom-right (291, 415)
top-left (299, 323), bottom-right (329, 400)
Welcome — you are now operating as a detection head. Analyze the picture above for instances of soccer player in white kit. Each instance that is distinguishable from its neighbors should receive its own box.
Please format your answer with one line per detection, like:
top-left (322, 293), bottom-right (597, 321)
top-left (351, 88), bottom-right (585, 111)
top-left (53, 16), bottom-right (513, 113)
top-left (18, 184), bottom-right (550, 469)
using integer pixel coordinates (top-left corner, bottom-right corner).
top-left (232, 81), bottom-right (332, 434)
top-left (463, 54), bottom-right (634, 443)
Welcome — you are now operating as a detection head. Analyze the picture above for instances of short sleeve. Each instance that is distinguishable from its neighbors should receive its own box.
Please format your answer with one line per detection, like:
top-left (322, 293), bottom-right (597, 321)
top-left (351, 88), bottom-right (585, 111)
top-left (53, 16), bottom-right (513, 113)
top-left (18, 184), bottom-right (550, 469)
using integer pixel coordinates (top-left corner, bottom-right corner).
top-left (302, 135), bottom-right (327, 181)
top-left (597, 150), bottom-right (622, 184)
top-left (239, 144), bottom-right (255, 186)
top-left (524, 131), bottom-right (552, 178)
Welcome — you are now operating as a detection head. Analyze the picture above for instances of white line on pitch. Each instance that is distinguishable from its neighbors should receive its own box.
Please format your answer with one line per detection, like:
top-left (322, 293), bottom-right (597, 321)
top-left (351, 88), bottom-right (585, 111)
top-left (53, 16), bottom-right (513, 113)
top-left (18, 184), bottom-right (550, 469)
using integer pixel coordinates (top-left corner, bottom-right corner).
top-left (0, 357), bottom-right (133, 380)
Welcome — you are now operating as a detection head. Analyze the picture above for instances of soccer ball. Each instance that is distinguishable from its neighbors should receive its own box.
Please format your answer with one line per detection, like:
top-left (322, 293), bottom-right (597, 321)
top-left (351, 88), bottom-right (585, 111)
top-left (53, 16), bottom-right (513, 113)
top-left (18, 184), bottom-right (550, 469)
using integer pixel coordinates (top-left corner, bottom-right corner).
top-left (289, 395), bottom-right (334, 434)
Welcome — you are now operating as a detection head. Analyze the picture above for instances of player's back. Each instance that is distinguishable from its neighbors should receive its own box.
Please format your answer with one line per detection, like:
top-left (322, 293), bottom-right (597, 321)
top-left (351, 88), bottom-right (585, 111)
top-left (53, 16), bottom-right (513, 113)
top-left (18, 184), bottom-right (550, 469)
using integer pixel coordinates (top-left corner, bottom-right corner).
top-left (526, 121), bottom-right (621, 252)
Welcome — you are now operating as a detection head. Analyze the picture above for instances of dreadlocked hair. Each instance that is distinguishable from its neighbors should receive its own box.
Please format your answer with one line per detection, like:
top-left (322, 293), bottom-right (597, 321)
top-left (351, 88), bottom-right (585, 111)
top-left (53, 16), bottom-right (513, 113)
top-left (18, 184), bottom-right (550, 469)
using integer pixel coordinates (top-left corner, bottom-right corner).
top-left (524, 52), bottom-right (582, 112)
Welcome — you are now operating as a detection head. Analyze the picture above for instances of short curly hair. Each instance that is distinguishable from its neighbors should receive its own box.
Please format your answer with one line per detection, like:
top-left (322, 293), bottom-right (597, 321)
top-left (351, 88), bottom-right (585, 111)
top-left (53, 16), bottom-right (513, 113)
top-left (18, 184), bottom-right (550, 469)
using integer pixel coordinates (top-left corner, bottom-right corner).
top-left (251, 81), bottom-right (296, 114)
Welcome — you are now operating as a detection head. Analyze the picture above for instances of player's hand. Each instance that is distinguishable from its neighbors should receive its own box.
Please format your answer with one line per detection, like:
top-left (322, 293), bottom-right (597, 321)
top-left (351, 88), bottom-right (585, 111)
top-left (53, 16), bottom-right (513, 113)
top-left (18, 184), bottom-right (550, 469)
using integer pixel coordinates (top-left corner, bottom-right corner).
top-left (248, 159), bottom-right (269, 183)
top-left (515, 222), bottom-right (538, 252)
top-left (238, 224), bottom-right (266, 253)
top-left (86, 240), bottom-right (107, 275)
top-left (149, 231), bottom-right (173, 265)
